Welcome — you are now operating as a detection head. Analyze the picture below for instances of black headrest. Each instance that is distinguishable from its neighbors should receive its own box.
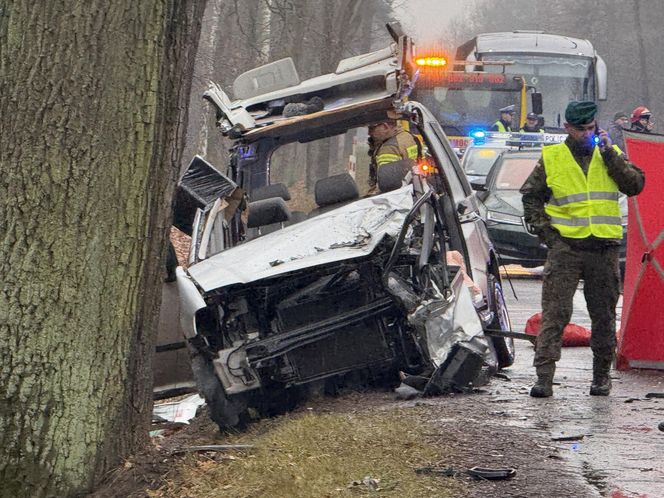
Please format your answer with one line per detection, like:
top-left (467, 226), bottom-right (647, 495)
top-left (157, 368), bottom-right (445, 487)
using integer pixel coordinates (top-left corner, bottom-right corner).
top-left (247, 197), bottom-right (292, 228)
top-left (314, 173), bottom-right (359, 207)
top-left (377, 159), bottom-right (413, 193)
top-left (252, 183), bottom-right (291, 202)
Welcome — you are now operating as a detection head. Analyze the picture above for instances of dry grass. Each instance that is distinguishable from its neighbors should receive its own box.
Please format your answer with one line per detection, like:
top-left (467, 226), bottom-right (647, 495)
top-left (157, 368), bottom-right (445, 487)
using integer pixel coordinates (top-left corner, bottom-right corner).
top-left (152, 408), bottom-right (464, 498)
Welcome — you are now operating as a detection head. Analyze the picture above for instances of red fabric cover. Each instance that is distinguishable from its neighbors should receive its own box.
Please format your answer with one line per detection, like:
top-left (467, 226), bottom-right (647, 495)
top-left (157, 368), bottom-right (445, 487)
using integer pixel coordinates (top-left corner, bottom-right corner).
top-left (524, 312), bottom-right (591, 347)
top-left (617, 132), bottom-right (664, 370)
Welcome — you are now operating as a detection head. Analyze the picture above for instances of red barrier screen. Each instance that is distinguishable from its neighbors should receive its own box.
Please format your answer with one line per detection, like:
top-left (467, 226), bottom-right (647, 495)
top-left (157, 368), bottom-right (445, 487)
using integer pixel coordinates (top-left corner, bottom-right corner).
top-left (617, 131), bottom-right (664, 370)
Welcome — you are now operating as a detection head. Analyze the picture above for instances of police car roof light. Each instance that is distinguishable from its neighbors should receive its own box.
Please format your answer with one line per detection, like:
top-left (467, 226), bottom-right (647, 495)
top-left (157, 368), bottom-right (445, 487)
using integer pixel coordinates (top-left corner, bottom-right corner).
top-left (469, 129), bottom-right (487, 144)
top-left (479, 131), bottom-right (567, 147)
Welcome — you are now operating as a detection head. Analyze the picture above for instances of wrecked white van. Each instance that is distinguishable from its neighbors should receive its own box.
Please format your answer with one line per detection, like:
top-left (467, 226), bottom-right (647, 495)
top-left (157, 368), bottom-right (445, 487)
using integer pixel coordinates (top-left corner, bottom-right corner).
top-left (173, 25), bottom-right (514, 430)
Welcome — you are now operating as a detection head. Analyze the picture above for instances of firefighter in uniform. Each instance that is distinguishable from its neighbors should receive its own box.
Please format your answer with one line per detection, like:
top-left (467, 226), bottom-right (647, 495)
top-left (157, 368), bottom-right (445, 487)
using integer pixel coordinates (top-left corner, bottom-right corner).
top-left (491, 104), bottom-right (516, 132)
top-left (630, 106), bottom-right (654, 133)
top-left (367, 119), bottom-right (419, 194)
top-left (520, 101), bottom-right (645, 398)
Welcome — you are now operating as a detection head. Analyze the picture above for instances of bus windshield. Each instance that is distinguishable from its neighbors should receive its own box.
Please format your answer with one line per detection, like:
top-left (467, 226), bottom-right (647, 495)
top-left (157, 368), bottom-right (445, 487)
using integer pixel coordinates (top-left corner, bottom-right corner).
top-left (412, 72), bottom-right (523, 136)
top-left (482, 54), bottom-right (595, 128)
top-left (415, 87), bottom-right (521, 136)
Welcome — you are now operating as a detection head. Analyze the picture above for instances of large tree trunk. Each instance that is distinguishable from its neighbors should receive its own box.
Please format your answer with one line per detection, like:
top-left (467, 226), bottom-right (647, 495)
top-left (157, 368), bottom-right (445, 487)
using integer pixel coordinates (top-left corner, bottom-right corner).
top-left (0, 1), bottom-right (205, 496)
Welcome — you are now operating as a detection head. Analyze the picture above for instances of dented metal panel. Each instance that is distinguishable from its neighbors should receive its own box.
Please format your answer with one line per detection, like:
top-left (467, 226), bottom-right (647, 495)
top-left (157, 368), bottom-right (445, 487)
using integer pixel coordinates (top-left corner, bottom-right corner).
top-left (187, 186), bottom-right (414, 292)
top-left (409, 271), bottom-right (487, 368)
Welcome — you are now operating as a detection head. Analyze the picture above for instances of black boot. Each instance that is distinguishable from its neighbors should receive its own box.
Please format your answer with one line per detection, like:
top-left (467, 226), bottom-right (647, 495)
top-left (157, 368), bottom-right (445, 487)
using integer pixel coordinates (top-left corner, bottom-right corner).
top-left (590, 357), bottom-right (612, 396)
top-left (530, 364), bottom-right (555, 398)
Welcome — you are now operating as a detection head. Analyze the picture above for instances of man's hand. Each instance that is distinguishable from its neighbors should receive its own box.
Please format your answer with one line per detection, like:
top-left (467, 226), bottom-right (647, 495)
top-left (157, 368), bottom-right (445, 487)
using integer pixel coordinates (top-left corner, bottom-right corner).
top-left (597, 128), bottom-right (612, 151)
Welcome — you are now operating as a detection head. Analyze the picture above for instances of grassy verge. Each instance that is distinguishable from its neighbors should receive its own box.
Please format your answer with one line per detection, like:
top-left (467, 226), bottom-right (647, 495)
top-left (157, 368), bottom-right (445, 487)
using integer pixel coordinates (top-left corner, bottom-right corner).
top-left (153, 407), bottom-right (463, 498)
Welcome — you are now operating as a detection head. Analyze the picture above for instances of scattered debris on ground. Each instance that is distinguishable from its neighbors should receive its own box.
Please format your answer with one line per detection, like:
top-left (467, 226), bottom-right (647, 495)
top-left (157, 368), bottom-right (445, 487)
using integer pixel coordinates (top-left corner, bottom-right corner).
top-left (153, 394), bottom-right (205, 424)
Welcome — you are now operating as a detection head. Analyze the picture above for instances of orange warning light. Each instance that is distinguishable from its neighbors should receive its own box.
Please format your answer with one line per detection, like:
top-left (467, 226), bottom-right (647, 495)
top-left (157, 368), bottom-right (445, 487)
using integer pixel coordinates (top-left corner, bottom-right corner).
top-left (415, 159), bottom-right (437, 175)
top-left (415, 56), bottom-right (448, 67)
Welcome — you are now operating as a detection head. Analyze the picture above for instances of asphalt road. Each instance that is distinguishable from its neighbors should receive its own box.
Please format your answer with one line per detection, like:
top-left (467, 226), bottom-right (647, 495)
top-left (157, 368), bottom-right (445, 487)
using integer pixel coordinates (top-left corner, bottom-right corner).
top-left (499, 278), bottom-right (664, 498)
top-left (502, 276), bottom-right (599, 332)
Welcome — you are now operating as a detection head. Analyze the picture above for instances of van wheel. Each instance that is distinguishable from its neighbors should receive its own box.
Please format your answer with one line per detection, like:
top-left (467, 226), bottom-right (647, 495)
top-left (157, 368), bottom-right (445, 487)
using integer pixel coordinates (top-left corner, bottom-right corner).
top-left (488, 274), bottom-right (515, 368)
top-left (189, 347), bottom-right (248, 430)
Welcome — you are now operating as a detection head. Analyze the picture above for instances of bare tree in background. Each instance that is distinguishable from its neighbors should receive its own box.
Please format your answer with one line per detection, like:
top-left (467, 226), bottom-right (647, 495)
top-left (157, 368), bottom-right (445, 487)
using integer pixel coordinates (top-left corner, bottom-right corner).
top-left (185, 0), bottom-right (397, 188)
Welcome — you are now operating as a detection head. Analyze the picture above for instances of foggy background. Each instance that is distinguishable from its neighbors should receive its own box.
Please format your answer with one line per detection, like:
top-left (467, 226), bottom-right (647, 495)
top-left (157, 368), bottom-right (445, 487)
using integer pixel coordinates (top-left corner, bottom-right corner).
top-left (184, 0), bottom-right (662, 169)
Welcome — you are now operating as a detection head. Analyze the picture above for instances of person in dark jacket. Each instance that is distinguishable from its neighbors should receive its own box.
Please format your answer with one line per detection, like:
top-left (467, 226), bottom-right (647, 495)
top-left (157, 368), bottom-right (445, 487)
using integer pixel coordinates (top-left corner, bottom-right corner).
top-left (490, 104), bottom-right (515, 132)
top-left (607, 111), bottom-right (629, 151)
top-left (520, 112), bottom-right (544, 133)
top-left (520, 101), bottom-right (645, 398)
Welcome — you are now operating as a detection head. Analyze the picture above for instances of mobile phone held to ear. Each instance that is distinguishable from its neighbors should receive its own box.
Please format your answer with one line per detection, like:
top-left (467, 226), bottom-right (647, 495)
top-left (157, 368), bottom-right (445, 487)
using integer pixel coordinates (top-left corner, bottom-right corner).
top-left (593, 125), bottom-right (601, 146)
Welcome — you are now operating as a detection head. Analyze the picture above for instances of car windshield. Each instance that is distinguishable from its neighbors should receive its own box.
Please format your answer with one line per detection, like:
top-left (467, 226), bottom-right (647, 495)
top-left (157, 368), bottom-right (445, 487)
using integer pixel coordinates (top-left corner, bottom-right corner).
top-left (494, 156), bottom-right (539, 190)
top-left (463, 147), bottom-right (504, 176)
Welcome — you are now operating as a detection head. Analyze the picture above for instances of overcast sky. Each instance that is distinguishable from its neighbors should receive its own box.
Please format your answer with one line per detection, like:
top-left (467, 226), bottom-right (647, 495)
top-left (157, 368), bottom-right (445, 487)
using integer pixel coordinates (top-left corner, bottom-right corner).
top-left (393, 0), bottom-right (468, 44)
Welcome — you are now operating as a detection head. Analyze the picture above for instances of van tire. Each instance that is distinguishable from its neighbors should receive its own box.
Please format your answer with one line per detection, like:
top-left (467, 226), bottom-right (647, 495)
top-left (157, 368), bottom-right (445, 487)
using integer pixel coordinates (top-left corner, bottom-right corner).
top-left (488, 274), bottom-right (515, 368)
top-left (189, 347), bottom-right (248, 430)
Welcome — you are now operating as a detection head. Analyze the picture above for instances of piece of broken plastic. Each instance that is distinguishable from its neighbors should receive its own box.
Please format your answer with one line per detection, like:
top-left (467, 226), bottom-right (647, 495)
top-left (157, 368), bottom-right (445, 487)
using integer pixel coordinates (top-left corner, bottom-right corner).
top-left (152, 394), bottom-right (206, 424)
top-left (467, 466), bottom-right (516, 480)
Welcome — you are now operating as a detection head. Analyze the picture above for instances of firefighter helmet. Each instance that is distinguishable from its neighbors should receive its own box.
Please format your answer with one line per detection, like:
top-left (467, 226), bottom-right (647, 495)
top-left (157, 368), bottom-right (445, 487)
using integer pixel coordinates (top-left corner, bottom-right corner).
top-left (631, 106), bottom-right (652, 123)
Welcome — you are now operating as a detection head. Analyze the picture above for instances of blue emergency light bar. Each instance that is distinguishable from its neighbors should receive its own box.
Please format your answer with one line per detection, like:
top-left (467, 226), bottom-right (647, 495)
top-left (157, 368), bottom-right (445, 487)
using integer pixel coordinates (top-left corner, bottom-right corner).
top-left (471, 131), bottom-right (568, 147)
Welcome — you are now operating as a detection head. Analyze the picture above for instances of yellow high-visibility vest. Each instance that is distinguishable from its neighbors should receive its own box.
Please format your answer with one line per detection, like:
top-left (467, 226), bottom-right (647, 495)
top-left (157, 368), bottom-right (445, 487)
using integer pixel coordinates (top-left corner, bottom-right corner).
top-left (493, 121), bottom-right (507, 132)
top-left (543, 143), bottom-right (623, 239)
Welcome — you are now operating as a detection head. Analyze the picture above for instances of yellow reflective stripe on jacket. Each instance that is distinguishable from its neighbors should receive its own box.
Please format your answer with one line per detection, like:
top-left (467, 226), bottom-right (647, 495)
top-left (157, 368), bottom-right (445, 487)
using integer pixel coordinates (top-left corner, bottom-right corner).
top-left (493, 121), bottom-right (507, 132)
top-left (547, 215), bottom-right (623, 226)
top-left (543, 143), bottom-right (622, 239)
top-left (548, 191), bottom-right (620, 206)
top-left (376, 153), bottom-right (401, 165)
top-left (374, 129), bottom-right (420, 167)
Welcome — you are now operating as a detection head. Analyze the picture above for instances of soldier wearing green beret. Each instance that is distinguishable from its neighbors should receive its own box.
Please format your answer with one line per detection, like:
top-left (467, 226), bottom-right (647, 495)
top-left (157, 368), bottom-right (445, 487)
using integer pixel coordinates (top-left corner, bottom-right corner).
top-left (520, 101), bottom-right (645, 398)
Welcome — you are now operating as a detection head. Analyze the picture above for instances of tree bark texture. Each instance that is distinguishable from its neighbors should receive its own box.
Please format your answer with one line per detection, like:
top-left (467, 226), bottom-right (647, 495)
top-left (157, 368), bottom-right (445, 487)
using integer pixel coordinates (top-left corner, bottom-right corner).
top-left (0, 1), bottom-right (205, 496)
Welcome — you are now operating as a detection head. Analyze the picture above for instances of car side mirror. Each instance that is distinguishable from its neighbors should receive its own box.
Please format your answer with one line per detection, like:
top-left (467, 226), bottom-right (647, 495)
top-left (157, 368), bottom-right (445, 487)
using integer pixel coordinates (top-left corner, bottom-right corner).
top-left (470, 179), bottom-right (487, 191)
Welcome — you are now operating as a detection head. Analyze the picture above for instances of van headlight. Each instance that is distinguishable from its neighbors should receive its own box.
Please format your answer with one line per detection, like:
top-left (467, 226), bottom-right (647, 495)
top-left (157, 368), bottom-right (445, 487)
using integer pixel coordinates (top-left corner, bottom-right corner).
top-left (487, 210), bottom-right (523, 226)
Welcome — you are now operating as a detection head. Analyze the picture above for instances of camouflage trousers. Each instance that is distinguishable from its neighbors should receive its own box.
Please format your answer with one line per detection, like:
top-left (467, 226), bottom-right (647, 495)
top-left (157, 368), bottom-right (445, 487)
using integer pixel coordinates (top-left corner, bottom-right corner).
top-left (534, 242), bottom-right (621, 368)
